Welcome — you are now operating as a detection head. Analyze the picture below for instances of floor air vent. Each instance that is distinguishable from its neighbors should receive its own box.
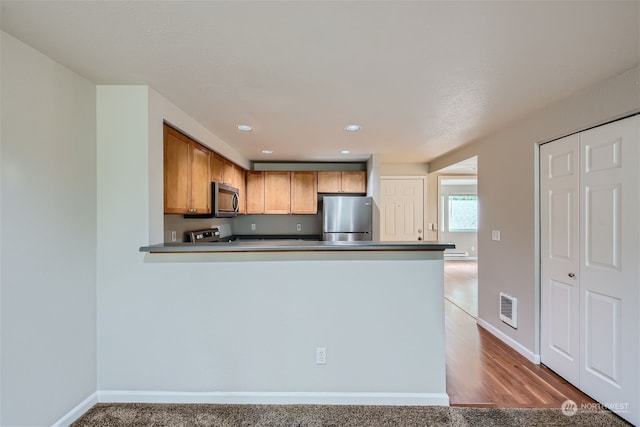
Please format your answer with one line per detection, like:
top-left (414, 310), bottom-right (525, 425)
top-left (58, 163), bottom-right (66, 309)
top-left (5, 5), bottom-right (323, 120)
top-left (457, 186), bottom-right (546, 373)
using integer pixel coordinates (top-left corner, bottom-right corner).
top-left (499, 293), bottom-right (518, 329)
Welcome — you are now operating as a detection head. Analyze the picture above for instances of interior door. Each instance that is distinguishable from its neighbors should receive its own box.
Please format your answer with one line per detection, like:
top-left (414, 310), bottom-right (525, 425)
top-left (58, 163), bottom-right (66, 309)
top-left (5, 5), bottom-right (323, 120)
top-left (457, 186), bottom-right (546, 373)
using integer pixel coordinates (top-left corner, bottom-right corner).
top-left (540, 134), bottom-right (581, 387)
top-left (380, 179), bottom-right (424, 241)
top-left (578, 116), bottom-right (638, 423)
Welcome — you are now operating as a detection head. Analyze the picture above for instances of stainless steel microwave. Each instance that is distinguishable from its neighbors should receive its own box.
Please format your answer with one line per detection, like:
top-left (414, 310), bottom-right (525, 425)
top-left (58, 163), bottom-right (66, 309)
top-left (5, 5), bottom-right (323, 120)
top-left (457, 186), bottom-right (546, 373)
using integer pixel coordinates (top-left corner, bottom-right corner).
top-left (213, 182), bottom-right (239, 217)
top-left (184, 182), bottom-right (239, 218)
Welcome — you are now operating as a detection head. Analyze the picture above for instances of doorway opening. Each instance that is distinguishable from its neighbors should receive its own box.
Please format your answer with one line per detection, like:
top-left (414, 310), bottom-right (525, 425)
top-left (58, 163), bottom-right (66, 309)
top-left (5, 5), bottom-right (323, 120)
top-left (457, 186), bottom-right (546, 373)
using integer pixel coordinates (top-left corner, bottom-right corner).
top-left (436, 157), bottom-right (478, 318)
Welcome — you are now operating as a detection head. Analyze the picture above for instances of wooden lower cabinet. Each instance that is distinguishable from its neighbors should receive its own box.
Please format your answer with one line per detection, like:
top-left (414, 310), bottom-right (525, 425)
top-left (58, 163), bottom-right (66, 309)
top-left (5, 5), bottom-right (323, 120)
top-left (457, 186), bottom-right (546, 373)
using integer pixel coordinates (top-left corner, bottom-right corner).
top-left (291, 171), bottom-right (317, 214)
top-left (264, 171), bottom-right (291, 214)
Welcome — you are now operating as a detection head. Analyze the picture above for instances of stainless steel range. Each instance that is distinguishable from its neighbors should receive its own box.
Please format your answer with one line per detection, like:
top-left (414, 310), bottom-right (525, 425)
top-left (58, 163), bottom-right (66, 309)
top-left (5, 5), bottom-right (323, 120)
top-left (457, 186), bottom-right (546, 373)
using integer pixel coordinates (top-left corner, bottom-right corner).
top-left (188, 227), bottom-right (221, 243)
top-left (188, 224), bottom-right (235, 243)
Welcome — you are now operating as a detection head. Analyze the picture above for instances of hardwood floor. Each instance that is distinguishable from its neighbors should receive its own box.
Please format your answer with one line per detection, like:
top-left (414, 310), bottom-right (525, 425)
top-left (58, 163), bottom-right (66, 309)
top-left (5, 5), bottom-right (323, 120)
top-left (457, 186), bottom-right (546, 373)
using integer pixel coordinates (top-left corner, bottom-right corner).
top-left (444, 262), bottom-right (595, 408)
top-left (444, 260), bottom-right (478, 318)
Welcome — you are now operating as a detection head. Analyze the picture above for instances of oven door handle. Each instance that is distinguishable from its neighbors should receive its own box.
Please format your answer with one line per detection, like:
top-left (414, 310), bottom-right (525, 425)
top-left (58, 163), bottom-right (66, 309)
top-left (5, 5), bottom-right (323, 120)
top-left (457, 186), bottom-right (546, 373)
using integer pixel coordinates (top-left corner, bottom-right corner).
top-left (232, 192), bottom-right (239, 212)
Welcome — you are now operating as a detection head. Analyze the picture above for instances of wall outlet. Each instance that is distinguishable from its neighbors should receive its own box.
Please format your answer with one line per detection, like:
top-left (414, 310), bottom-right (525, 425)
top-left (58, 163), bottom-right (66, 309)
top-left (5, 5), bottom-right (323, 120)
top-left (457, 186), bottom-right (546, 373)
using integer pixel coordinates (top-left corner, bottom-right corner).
top-left (171, 231), bottom-right (177, 242)
top-left (316, 347), bottom-right (327, 365)
top-left (297, 223), bottom-right (302, 231)
top-left (251, 223), bottom-right (256, 231)
top-left (492, 230), bottom-right (501, 241)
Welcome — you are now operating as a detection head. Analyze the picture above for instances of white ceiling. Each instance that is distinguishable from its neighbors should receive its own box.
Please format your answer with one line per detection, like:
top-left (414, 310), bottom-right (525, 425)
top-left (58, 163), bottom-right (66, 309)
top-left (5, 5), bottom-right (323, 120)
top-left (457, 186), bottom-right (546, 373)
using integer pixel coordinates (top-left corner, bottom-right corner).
top-left (1, 1), bottom-right (638, 164)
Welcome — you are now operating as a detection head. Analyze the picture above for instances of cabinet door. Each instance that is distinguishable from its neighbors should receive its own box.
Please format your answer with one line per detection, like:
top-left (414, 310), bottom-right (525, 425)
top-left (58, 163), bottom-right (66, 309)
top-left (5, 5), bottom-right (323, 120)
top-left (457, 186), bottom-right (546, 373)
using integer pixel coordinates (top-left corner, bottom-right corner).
top-left (210, 154), bottom-right (224, 183)
top-left (164, 126), bottom-right (190, 214)
top-left (317, 171), bottom-right (341, 193)
top-left (234, 164), bottom-right (246, 214)
top-left (264, 171), bottom-right (291, 214)
top-left (223, 160), bottom-right (235, 186)
top-left (189, 143), bottom-right (211, 214)
top-left (291, 171), bottom-right (318, 214)
top-left (246, 171), bottom-right (265, 214)
top-left (341, 171), bottom-right (367, 193)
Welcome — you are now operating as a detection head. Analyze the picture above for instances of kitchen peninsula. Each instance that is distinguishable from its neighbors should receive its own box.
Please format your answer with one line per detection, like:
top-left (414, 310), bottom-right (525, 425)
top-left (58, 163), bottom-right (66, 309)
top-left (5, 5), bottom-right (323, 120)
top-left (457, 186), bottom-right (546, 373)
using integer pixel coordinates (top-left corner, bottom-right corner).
top-left (138, 240), bottom-right (454, 406)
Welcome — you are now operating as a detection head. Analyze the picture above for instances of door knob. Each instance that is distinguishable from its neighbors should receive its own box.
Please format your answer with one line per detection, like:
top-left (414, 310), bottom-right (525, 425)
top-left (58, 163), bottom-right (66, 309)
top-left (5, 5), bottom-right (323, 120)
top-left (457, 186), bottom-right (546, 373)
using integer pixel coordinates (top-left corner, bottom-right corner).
top-left (568, 273), bottom-right (575, 278)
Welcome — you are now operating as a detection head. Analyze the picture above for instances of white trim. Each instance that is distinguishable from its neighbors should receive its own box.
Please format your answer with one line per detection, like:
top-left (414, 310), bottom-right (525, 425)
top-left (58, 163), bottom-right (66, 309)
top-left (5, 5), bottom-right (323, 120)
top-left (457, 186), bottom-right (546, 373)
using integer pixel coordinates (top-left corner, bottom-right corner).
top-left (98, 390), bottom-right (449, 406)
top-left (476, 317), bottom-right (541, 364)
top-left (52, 392), bottom-right (98, 427)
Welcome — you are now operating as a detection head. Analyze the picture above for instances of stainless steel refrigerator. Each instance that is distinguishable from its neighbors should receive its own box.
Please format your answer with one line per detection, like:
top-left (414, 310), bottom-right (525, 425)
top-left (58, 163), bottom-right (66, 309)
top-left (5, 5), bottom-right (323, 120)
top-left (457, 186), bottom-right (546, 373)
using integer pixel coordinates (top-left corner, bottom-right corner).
top-left (322, 196), bottom-right (373, 241)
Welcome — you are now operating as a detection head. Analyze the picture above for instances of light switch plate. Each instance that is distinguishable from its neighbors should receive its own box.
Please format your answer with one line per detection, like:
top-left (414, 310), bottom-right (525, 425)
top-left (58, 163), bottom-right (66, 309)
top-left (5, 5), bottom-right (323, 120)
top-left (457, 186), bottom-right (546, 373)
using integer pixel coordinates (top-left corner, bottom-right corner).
top-left (492, 230), bottom-right (501, 241)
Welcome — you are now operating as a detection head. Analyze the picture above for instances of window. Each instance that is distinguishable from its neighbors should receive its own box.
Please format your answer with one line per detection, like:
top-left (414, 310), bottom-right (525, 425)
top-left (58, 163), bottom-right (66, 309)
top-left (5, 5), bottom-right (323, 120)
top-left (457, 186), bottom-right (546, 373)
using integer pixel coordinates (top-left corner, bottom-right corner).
top-left (448, 194), bottom-right (477, 232)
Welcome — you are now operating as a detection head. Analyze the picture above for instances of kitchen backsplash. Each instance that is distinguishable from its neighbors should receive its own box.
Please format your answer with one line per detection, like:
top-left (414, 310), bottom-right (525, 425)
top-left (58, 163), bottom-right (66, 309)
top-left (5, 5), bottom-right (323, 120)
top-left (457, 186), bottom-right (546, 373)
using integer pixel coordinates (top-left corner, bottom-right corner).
top-left (164, 213), bottom-right (322, 242)
top-left (164, 215), bottom-right (233, 242)
top-left (233, 214), bottom-right (322, 236)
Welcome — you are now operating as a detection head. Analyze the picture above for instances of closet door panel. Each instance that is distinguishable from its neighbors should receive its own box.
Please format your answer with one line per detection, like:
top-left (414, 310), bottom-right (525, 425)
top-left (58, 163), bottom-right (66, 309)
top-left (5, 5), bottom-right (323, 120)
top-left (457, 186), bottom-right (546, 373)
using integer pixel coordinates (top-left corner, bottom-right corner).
top-left (540, 134), bottom-right (580, 386)
top-left (579, 116), bottom-right (639, 425)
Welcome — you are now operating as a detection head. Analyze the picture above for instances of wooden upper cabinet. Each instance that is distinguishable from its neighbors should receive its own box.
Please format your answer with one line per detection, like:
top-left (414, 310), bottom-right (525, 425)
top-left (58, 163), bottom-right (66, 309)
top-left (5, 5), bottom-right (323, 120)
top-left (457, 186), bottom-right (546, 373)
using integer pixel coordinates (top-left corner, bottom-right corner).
top-left (341, 171), bottom-right (367, 193)
top-left (245, 171), bottom-right (265, 214)
top-left (210, 154), bottom-right (224, 183)
top-left (291, 171), bottom-right (318, 214)
top-left (317, 170), bottom-right (366, 193)
top-left (223, 160), bottom-right (235, 187)
top-left (264, 171), bottom-right (291, 214)
top-left (189, 143), bottom-right (211, 214)
top-left (164, 125), bottom-right (211, 214)
top-left (234, 164), bottom-right (246, 215)
top-left (164, 126), bottom-right (190, 214)
top-left (317, 171), bottom-right (341, 193)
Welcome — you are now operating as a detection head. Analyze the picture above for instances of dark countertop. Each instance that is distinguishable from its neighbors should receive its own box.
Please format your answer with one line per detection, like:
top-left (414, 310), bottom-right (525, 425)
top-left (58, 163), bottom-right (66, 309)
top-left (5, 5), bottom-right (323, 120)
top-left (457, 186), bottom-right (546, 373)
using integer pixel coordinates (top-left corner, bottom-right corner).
top-left (140, 240), bottom-right (455, 253)
top-left (218, 234), bottom-right (322, 242)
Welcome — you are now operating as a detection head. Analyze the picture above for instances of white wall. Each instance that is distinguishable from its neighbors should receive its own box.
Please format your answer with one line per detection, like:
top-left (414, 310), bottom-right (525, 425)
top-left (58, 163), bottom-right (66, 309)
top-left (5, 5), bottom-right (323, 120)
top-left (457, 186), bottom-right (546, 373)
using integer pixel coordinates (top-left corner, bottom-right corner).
top-left (429, 66), bottom-right (640, 357)
top-left (97, 88), bottom-right (446, 402)
top-left (0, 32), bottom-right (97, 426)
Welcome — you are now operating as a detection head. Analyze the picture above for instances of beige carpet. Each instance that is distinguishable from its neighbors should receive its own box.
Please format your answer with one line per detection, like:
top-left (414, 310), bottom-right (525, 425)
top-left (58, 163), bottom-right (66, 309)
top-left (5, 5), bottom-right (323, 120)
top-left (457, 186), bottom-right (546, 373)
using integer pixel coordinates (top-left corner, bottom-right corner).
top-left (72, 403), bottom-right (631, 426)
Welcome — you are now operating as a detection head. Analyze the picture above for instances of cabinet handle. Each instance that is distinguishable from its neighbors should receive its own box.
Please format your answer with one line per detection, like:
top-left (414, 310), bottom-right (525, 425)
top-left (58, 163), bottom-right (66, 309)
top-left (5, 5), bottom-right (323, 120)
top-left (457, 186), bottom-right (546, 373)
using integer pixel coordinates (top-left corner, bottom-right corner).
top-left (418, 237), bottom-right (422, 241)
top-left (568, 273), bottom-right (575, 278)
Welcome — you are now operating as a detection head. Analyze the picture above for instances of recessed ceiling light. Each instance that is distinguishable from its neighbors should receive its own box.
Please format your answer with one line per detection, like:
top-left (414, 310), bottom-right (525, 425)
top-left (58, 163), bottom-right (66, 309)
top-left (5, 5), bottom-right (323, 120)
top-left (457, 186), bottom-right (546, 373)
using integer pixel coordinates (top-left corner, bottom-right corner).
top-left (344, 124), bottom-right (360, 132)
top-left (237, 124), bottom-right (253, 132)
top-left (261, 150), bottom-right (273, 155)
top-left (340, 150), bottom-right (351, 155)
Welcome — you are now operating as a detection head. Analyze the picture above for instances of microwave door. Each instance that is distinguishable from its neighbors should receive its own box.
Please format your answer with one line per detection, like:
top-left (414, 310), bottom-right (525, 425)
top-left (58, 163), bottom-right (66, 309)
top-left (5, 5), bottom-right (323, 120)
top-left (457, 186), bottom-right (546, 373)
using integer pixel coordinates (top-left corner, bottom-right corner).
top-left (214, 182), bottom-right (239, 217)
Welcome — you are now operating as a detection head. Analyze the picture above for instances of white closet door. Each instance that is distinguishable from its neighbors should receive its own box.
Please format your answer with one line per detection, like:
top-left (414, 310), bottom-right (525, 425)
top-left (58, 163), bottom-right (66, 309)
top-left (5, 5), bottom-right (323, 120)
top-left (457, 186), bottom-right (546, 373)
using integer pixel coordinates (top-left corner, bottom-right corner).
top-left (579, 116), bottom-right (639, 424)
top-left (540, 134), bottom-right (581, 386)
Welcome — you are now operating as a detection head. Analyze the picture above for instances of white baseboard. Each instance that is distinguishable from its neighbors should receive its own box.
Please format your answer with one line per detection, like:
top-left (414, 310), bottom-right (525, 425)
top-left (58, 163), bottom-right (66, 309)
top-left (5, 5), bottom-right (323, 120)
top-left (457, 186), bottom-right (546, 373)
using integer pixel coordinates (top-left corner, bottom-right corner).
top-left (476, 317), bottom-right (541, 364)
top-left (52, 392), bottom-right (98, 427)
top-left (98, 390), bottom-right (450, 406)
